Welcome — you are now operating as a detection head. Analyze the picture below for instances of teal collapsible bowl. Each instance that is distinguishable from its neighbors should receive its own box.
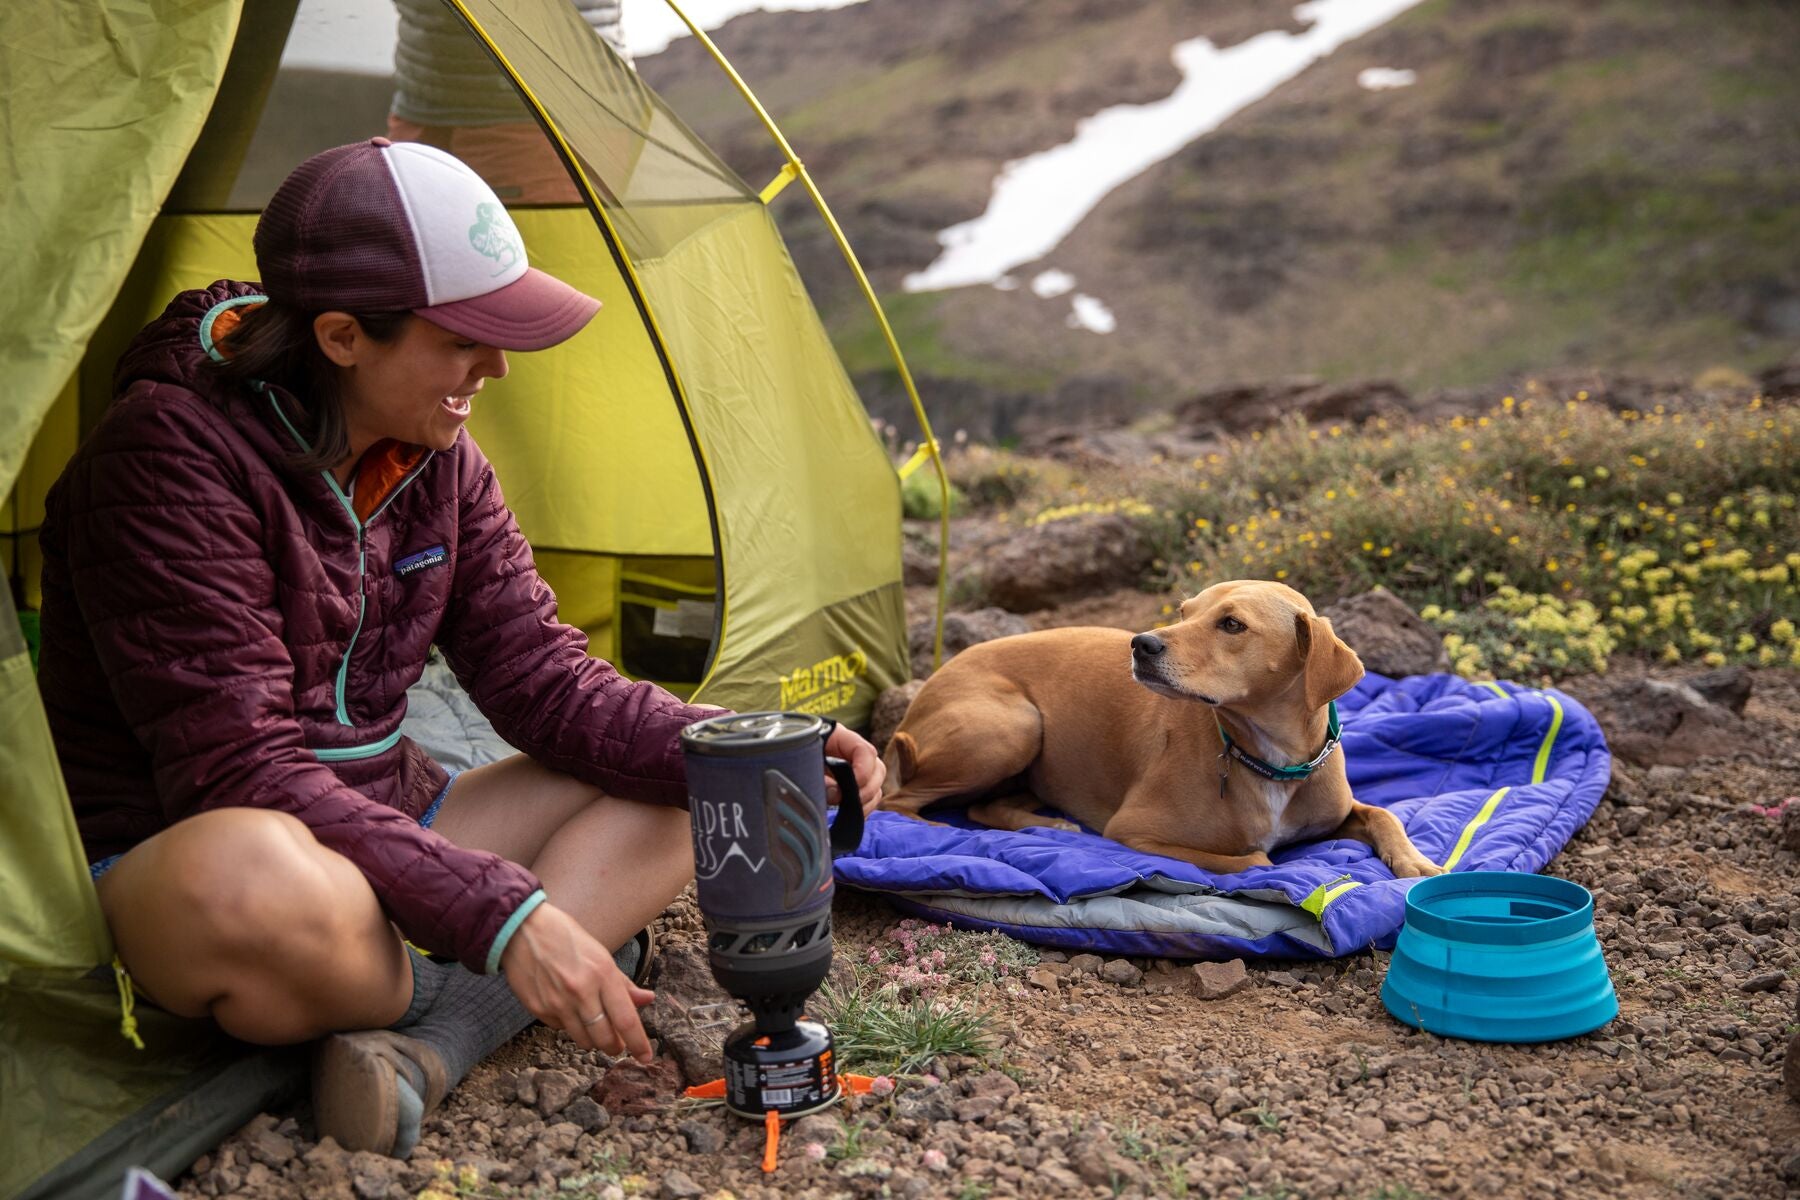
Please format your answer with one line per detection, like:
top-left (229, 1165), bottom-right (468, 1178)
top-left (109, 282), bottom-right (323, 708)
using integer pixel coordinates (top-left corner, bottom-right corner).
top-left (1380, 871), bottom-right (1617, 1042)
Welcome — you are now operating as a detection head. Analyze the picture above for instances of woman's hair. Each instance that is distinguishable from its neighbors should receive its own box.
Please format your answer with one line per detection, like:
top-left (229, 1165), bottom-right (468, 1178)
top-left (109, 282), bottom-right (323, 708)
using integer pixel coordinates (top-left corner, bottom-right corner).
top-left (209, 302), bottom-right (412, 473)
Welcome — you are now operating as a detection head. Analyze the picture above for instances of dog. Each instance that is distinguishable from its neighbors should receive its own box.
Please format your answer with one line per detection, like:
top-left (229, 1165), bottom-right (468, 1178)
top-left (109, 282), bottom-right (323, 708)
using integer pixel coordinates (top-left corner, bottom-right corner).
top-left (881, 579), bottom-right (1443, 878)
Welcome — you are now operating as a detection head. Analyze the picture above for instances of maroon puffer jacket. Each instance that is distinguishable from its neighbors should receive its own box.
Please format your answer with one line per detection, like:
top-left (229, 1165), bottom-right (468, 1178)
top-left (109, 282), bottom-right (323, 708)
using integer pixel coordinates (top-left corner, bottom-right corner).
top-left (39, 280), bottom-right (717, 973)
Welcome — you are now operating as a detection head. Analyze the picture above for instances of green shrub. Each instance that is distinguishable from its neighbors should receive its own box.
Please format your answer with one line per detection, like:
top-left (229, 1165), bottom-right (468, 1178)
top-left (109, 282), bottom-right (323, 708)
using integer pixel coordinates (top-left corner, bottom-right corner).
top-left (901, 468), bottom-right (964, 520)
top-left (1137, 390), bottom-right (1796, 678)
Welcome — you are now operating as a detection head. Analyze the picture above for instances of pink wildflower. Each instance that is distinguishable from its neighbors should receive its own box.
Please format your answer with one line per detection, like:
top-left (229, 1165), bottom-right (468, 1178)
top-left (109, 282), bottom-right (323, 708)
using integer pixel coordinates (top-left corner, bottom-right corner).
top-left (804, 1142), bottom-right (827, 1162)
top-left (871, 1075), bottom-right (896, 1095)
top-left (922, 1149), bottom-right (949, 1172)
top-left (867, 947), bottom-right (882, 964)
top-left (921, 1073), bottom-right (940, 1085)
top-left (979, 949), bottom-right (997, 966)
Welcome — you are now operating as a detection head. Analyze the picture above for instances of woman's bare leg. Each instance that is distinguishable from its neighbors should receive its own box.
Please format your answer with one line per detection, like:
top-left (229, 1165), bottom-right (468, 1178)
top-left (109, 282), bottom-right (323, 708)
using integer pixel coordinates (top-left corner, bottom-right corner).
top-left (98, 755), bottom-right (691, 1047)
top-left (427, 754), bottom-right (694, 954)
top-left (98, 808), bottom-right (410, 1045)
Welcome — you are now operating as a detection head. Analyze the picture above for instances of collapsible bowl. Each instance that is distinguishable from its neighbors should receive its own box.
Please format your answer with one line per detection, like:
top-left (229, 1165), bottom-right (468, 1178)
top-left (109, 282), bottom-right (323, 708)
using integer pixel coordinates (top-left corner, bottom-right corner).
top-left (1380, 871), bottom-right (1617, 1042)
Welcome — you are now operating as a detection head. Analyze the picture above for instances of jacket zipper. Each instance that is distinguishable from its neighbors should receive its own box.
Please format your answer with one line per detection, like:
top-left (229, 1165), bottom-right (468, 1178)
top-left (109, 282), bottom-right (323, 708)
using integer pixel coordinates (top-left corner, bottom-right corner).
top-left (321, 455), bottom-right (434, 726)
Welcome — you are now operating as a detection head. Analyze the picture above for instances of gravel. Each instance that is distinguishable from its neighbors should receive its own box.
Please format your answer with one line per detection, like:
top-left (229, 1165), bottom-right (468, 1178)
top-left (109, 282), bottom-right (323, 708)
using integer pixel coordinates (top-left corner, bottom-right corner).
top-left (177, 667), bottom-right (1800, 1200)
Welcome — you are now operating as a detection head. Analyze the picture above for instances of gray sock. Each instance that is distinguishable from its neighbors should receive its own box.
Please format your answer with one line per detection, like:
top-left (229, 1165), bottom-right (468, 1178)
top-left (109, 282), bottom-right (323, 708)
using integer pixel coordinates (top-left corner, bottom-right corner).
top-left (389, 946), bottom-right (535, 1086)
top-left (390, 946), bottom-right (448, 1029)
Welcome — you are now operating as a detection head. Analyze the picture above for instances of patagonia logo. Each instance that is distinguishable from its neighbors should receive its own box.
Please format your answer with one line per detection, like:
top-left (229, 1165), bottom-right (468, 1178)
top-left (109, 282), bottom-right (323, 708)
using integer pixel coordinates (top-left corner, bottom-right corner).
top-left (394, 545), bottom-right (448, 577)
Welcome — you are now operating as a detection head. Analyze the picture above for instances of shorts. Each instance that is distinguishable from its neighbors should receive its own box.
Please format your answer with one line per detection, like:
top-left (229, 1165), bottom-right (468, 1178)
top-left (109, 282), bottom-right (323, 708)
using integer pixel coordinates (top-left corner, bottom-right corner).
top-left (87, 771), bottom-right (460, 882)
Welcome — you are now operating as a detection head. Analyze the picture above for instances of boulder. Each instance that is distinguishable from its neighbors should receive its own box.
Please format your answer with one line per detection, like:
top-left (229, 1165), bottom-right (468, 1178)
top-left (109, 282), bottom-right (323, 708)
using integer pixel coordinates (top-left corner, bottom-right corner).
top-left (1686, 666), bottom-right (1752, 715)
top-left (1190, 959), bottom-right (1250, 1000)
top-left (908, 607), bottom-right (1031, 679)
top-left (1320, 589), bottom-right (1449, 678)
top-left (1019, 426), bottom-right (1219, 470)
top-left (533, 1068), bottom-right (587, 1118)
top-left (640, 943), bottom-right (734, 1086)
top-left (973, 513), bottom-right (1154, 612)
top-left (1100, 958), bottom-right (1143, 986)
top-left (1568, 675), bottom-right (1747, 767)
top-left (1174, 378), bottom-right (1415, 439)
top-left (588, 1057), bottom-right (682, 1116)
top-left (1761, 352), bottom-right (1800, 400)
top-left (903, 526), bottom-right (941, 587)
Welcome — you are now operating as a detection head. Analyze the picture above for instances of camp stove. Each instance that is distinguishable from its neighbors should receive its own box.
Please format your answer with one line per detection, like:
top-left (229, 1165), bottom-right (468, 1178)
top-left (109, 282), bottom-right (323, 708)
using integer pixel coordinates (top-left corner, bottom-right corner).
top-left (678, 712), bottom-right (866, 1123)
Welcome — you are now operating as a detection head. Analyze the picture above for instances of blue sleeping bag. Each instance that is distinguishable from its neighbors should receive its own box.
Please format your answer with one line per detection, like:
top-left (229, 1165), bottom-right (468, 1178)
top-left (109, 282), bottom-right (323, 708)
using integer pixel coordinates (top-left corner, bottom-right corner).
top-left (836, 673), bottom-right (1611, 960)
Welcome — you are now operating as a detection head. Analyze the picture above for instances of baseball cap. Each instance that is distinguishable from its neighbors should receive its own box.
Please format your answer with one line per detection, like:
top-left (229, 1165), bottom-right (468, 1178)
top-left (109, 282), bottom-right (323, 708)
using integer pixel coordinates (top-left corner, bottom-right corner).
top-left (254, 138), bottom-right (600, 351)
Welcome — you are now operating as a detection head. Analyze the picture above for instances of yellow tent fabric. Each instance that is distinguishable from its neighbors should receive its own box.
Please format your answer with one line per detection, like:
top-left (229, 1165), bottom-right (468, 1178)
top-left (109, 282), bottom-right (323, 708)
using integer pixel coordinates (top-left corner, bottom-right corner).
top-left (0, 1), bottom-right (244, 505)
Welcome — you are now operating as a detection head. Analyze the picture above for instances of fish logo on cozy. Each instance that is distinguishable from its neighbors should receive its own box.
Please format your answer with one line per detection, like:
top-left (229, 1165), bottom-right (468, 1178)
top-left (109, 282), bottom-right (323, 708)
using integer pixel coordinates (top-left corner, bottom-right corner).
top-left (393, 545), bottom-right (448, 577)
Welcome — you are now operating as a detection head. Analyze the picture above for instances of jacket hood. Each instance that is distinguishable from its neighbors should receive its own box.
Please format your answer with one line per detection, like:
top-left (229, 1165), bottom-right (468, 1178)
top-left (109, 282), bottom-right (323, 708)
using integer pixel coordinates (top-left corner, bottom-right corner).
top-left (111, 279), bottom-right (267, 399)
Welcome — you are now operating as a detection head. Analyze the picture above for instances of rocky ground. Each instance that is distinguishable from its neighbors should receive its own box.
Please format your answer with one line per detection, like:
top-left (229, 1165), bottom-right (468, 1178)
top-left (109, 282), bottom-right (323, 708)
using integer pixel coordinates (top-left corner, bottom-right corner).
top-left (179, 582), bottom-right (1800, 1200)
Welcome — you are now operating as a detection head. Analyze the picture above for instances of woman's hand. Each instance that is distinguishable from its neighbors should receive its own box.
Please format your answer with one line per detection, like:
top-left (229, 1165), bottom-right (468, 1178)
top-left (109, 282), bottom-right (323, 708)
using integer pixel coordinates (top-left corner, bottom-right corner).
top-left (498, 902), bottom-right (655, 1063)
top-left (824, 724), bottom-right (886, 816)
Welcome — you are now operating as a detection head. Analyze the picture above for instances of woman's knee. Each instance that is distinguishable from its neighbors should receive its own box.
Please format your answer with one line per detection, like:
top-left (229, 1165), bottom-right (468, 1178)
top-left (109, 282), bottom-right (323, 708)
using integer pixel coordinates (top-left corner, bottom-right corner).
top-left (643, 802), bottom-right (693, 869)
top-left (139, 809), bottom-right (369, 958)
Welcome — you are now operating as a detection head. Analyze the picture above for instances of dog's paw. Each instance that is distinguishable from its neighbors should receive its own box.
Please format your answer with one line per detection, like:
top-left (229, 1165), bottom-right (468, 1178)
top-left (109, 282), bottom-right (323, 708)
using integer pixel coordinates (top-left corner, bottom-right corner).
top-left (1392, 856), bottom-right (1445, 878)
top-left (1043, 819), bottom-right (1081, 833)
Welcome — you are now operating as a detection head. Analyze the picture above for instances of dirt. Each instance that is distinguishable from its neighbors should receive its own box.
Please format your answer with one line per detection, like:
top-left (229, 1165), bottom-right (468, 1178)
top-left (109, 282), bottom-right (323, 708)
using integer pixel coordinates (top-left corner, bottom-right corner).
top-left (178, 574), bottom-right (1800, 1199)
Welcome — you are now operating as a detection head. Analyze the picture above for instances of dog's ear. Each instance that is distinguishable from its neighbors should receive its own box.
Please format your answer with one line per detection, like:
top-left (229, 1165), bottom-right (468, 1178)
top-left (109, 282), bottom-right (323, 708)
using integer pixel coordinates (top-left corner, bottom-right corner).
top-left (1295, 612), bottom-right (1364, 711)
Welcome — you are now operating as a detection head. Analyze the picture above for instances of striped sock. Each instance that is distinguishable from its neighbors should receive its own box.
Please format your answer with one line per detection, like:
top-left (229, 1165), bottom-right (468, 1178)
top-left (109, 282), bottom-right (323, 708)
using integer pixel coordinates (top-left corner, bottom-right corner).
top-left (389, 946), bottom-right (535, 1086)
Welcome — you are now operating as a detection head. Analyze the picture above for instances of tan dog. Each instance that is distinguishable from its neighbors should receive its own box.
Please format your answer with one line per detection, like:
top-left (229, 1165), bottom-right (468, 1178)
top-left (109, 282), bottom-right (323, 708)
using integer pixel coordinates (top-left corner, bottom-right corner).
top-left (882, 580), bottom-right (1443, 878)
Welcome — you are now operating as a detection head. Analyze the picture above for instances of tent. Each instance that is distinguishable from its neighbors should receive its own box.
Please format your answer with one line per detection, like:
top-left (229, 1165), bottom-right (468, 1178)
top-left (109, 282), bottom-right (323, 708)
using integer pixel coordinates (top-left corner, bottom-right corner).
top-left (0, 2), bottom-right (946, 1195)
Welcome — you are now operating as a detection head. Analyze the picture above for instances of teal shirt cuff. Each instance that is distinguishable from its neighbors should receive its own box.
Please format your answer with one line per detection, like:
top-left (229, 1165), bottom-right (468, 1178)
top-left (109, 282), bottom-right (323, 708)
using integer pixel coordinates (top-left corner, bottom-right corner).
top-left (486, 889), bottom-right (549, 975)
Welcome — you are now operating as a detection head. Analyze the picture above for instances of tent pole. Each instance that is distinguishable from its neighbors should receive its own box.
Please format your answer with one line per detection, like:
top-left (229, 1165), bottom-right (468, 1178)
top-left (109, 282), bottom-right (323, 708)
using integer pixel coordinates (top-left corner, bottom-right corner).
top-left (444, 0), bottom-right (735, 702)
top-left (661, 0), bottom-right (949, 674)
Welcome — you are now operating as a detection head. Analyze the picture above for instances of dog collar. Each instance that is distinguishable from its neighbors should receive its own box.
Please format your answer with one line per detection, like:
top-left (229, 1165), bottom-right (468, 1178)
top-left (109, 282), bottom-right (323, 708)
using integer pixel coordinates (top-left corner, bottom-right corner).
top-left (1215, 701), bottom-right (1342, 794)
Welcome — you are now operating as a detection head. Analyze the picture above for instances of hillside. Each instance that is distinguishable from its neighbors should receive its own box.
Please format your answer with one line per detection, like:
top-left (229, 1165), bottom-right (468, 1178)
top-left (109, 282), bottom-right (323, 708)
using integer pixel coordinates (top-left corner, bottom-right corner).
top-left (641, 0), bottom-right (1800, 440)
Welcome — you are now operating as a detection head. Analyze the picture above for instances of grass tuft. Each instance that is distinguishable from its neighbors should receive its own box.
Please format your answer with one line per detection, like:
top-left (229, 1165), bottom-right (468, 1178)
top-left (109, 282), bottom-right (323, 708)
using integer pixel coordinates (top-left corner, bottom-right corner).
top-left (813, 979), bottom-right (994, 1075)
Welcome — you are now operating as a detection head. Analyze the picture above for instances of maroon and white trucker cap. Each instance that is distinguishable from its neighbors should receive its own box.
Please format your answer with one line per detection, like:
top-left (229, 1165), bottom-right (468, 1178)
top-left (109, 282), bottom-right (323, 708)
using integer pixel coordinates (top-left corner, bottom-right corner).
top-left (254, 138), bottom-right (600, 351)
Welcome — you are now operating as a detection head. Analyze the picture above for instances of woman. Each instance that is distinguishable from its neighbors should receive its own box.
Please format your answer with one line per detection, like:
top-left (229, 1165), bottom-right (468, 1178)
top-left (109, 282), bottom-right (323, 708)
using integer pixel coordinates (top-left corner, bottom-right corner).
top-left (36, 138), bottom-right (883, 1156)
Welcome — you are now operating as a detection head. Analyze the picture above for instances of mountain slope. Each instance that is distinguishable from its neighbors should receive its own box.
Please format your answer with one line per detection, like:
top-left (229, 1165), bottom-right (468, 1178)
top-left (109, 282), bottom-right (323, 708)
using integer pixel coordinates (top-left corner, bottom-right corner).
top-left (641, 0), bottom-right (1800, 439)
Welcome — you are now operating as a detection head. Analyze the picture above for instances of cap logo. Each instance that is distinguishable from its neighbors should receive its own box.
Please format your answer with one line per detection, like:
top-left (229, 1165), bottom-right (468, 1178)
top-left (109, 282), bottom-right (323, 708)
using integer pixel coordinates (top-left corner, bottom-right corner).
top-left (469, 202), bottom-right (522, 277)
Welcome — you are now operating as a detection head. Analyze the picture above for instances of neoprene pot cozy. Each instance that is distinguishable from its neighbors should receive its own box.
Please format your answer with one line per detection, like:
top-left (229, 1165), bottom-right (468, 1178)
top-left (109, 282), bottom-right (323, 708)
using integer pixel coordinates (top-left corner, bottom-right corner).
top-left (679, 712), bottom-right (864, 1030)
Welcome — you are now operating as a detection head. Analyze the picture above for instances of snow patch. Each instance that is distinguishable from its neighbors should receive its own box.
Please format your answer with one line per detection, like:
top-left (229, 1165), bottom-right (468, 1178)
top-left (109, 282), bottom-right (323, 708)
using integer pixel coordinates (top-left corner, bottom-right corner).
top-left (904, 0), bottom-right (1428, 292)
top-left (1358, 67), bottom-right (1418, 90)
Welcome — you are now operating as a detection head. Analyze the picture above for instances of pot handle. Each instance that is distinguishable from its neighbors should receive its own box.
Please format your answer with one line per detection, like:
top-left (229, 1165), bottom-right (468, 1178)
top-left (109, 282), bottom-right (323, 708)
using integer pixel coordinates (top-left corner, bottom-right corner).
top-left (824, 756), bottom-right (865, 855)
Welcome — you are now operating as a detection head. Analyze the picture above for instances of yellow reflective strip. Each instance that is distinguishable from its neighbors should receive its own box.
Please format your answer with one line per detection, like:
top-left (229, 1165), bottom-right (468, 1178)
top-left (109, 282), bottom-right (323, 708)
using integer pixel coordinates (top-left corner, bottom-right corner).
top-left (1441, 786), bottom-right (1509, 870)
top-left (1482, 681), bottom-right (1507, 697)
top-left (1300, 875), bottom-right (1360, 918)
top-left (1532, 694), bottom-right (1565, 784)
top-left (759, 161), bottom-right (800, 204)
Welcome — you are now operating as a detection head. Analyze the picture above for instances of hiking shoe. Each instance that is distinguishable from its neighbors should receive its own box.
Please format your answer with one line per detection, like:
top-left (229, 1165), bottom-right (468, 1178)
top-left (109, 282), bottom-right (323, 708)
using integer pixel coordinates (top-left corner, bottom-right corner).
top-left (311, 1029), bottom-right (449, 1157)
top-left (615, 923), bottom-right (656, 988)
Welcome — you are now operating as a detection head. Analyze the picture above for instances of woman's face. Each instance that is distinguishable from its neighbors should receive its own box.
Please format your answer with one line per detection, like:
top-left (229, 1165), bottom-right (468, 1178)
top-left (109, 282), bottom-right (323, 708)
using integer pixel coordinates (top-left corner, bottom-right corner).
top-left (318, 314), bottom-right (509, 457)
